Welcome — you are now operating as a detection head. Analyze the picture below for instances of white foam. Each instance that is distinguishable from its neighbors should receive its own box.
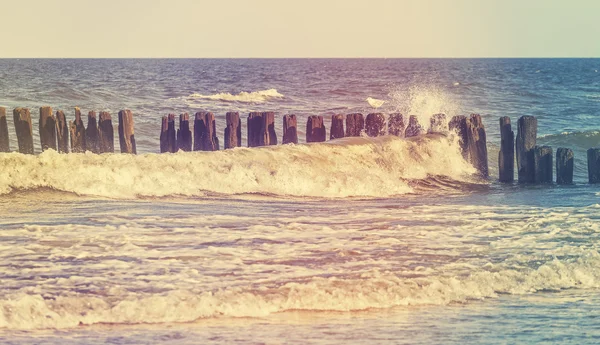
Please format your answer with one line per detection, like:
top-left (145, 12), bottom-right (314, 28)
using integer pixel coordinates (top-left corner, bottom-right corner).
top-left (0, 135), bottom-right (477, 199)
top-left (187, 89), bottom-right (284, 103)
top-left (366, 97), bottom-right (385, 109)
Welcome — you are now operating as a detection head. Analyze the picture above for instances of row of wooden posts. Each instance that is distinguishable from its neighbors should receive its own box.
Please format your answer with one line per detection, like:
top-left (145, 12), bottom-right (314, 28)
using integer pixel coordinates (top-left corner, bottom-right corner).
top-left (2, 106), bottom-right (600, 184)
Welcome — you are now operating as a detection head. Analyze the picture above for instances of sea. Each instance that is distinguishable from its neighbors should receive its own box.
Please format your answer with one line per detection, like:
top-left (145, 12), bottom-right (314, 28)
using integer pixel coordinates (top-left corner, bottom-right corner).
top-left (1, 58), bottom-right (600, 344)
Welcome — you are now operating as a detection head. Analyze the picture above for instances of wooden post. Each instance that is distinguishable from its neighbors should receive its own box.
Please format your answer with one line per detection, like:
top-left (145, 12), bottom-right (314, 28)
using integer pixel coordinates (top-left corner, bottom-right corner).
top-left (587, 148), bottom-right (600, 184)
top-left (160, 116), bottom-right (168, 153)
top-left (466, 114), bottom-right (489, 178)
top-left (405, 115), bottom-right (424, 138)
top-left (167, 114), bottom-right (177, 152)
top-left (247, 112), bottom-right (262, 147)
top-left (533, 146), bottom-right (553, 184)
top-left (193, 112), bottom-right (205, 151)
top-left (429, 113), bottom-right (447, 134)
top-left (195, 112), bottom-right (219, 151)
top-left (224, 112), bottom-right (241, 149)
top-left (498, 116), bottom-right (514, 182)
top-left (55, 110), bottom-right (69, 153)
top-left (176, 113), bottom-right (192, 151)
top-left (388, 113), bottom-right (405, 137)
top-left (86, 111), bottom-right (99, 153)
top-left (0, 107), bottom-right (9, 152)
top-left (306, 115), bottom-right (326, 143)
top-left (516, 116), bottom-right (537, 183)
top-left (260, 112), bottom-right (277, 146)
top-left (283, 114), bottom-right (298, 144)
top-left (70, 107), bottom-right (86, 153)
top-left (330, 114), bottom-right (344, 140)
top-left (118, 109), bottom-right (136, 154)
top-left (365, 113), bottom-right (385, 137)
top-left (449, 115), bottom-right (468, 158)
top-left (98, 111), bottom-right (114, 153)
top-left (345, 113), bottom-right (364, 137)
top-left (556, 148), bottom-right (574, 185)
top-left (13, 107), bottom-right (34, 154)
top-left (39, 106), bottom-right (57, 151)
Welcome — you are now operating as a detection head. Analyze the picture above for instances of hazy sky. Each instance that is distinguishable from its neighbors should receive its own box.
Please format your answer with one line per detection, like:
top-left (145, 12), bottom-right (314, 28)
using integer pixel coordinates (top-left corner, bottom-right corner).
top-left (1, 0), bottom-right (599, 58)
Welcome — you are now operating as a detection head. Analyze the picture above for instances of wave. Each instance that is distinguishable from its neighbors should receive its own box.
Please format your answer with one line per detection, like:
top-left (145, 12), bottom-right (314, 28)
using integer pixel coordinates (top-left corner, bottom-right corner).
top-left (537, 130), bottom-right (600, 149)
top-left (0, 135), bottom-right (477, 199)
top-left (186, 88), bottom-right (284, 103)
top-left (2, 251), bottom-right (600, 330)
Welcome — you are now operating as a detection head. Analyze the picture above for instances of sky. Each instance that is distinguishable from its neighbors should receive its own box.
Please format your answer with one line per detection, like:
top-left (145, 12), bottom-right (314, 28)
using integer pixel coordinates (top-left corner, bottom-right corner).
top-left (1, 0), bottom-right (599, 58)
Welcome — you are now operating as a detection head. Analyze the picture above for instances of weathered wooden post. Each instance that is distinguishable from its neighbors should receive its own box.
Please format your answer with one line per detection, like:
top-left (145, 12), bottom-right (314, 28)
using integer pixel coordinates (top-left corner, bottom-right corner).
top-left (70, 107), bottom-right (86, 153)
top-left (330, 114), bottom-right (344, 140)
top-left (345, 113), bottom-right (364, 137)
top-left (160, 116), bottom-right (169, 153)
top-left (177, 113), bottom-right (192, 151)
top-left (86, 111), bottom-right (99, 153)
top-left (405, 115), bottom-right (424, 138)
top-left (466, 114), bottom-right (489, 178)
top-left (13, 108), bottom-right (34, 154)
top-left (429, 114), bottom-right (447, 134)
top-left (556, 148), bottom-right (574, 185)
top-left (283, 114), bottom-right (298, 144)
top-left (516, 116), bottom-right (537, 183)
top-left (533, 146), bottom-right (553, 184)
top-left (306, 116), bottom-right (326, 143)
top-left (388, 113), bottom-right (405, 137)
top-left (0, 107), bottom-right (9, 152)
top-left (118, 109), bottom-right (136, 154)
top-left (166, 114), bottom-right (177, 152)
top-left (247, 112), bottom-right (262, 147)
top-left (195, 112), bottom-right (219, 151)
top-left (259, 112), bottom-right (277, 146)
top-left (39, 106), bottom-right (57, 151)
top-left (224, 112), bottom-right (241, 149)
top-left (498, 116), bottom-right (514, 182)
top-left (365, 113), bottom-right (385, 137)
top-left (55, 110), bottom-right (69, 153)
top-left (449, 115), bottom-right (468, 158)
top-left (587, 148), bottom-right (600, 184)
top-left (98, 111), bottom-right (114, 153)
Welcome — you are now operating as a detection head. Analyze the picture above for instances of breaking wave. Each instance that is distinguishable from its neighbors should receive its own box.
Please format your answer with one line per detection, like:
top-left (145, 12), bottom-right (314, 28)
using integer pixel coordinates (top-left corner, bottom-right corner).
top-left (0, 135), bottom-right (477, 199)
top-left (187, 88), bottom-right (284, 103)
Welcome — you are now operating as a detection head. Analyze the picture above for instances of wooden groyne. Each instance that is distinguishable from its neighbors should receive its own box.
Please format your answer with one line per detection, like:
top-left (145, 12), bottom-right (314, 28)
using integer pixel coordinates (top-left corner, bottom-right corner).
top-left (0, 105), bottom-right (598, 185)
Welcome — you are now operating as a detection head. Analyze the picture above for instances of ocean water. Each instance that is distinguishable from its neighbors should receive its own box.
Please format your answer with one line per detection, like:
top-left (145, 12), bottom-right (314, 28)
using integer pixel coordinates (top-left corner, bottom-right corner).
top-left (1, 58), bottom-right (600, 344)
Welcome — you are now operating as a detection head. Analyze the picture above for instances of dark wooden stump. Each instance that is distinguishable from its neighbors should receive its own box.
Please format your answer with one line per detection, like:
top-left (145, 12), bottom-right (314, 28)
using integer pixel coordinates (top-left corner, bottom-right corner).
top-left (55, 110), bottom-right (69, 153)
top-left (165, 114), bottom-right (177, 152)
top-left (160, 116), bottom-right (168, 153)
top-left (118, 110), bottom-right (136, 154)
top-left (556, 148), bottom-right (574, 185)
top-left (195, 112), bottom-right (219, 151)
top-left (224, 112), bottom-right (241, 149)
top-left (260, 112), bottom-right (277, 146)
top-left (39, 106), bottom-right (57, 152)
top-left (177, 113), bottom-right (192, 151)
top-left (247, 112), bottom-right (262, 147)
top-left (449, 115), bottom-right (468, 158)
top-left (365, 113), bottom-right (385, 137)
top-left (13, 108), bottom-right (34, 154)
top-left (98, 111), bottom-right (114, 153)
top-left (283, 114), bottom-right (298, 144)
top-left (405, 115), bottom-right (424, 138)
top-left (429, 113), bottom-right (447, 134)
top-left (330, 114), bottom-right (344, 140)
top-left (70, 107), bottom-right (86, 153)
top-left (306, 115), bottom-right (326, 143)
top-left (533, 146), bottom-right (553, 184)
top-left (86, 111), bottom-right (99, 154)
top-left (345, 113), bottom-right (364, 137)
top-left (498, 116), bottom-right (514, 182)
top-left (587, 148), bottom-right (600, 184)
top-left (516, 116), bottom-right (537, 183)
top-left (388, 113), bottom-right (405, 137)
top-left (466, 114), bottom-right (489, 178)
top-left (0, 107), bottom-right (9, 152)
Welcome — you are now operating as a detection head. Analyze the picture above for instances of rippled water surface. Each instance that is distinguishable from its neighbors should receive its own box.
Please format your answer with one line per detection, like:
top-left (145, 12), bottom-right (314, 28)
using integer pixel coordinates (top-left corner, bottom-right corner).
top-left (1, 59), bottom-right (600, 344)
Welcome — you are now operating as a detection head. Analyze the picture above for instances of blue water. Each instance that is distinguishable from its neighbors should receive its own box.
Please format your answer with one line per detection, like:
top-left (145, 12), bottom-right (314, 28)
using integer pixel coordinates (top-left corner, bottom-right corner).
top-left (0, 59), bottom-right (600, 344)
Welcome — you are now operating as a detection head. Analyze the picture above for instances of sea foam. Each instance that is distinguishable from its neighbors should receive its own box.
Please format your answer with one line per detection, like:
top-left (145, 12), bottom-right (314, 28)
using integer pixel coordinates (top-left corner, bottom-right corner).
top-left (0, 135), bottom-right (476, 199)
top-left (187, 89), bottom-right (284, 103)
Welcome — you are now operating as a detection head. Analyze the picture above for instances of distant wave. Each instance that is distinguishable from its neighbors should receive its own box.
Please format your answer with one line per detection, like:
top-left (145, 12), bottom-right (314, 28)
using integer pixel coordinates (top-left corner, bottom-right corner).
top-left (0, 135), bottom-right (477, 199)
top-left (187, 88), bottom-right (284, 103)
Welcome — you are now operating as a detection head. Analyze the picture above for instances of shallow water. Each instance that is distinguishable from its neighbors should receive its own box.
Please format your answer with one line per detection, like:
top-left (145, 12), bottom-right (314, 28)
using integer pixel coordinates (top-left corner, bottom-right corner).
top-left (1, 59), bottom-right (600, 343)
